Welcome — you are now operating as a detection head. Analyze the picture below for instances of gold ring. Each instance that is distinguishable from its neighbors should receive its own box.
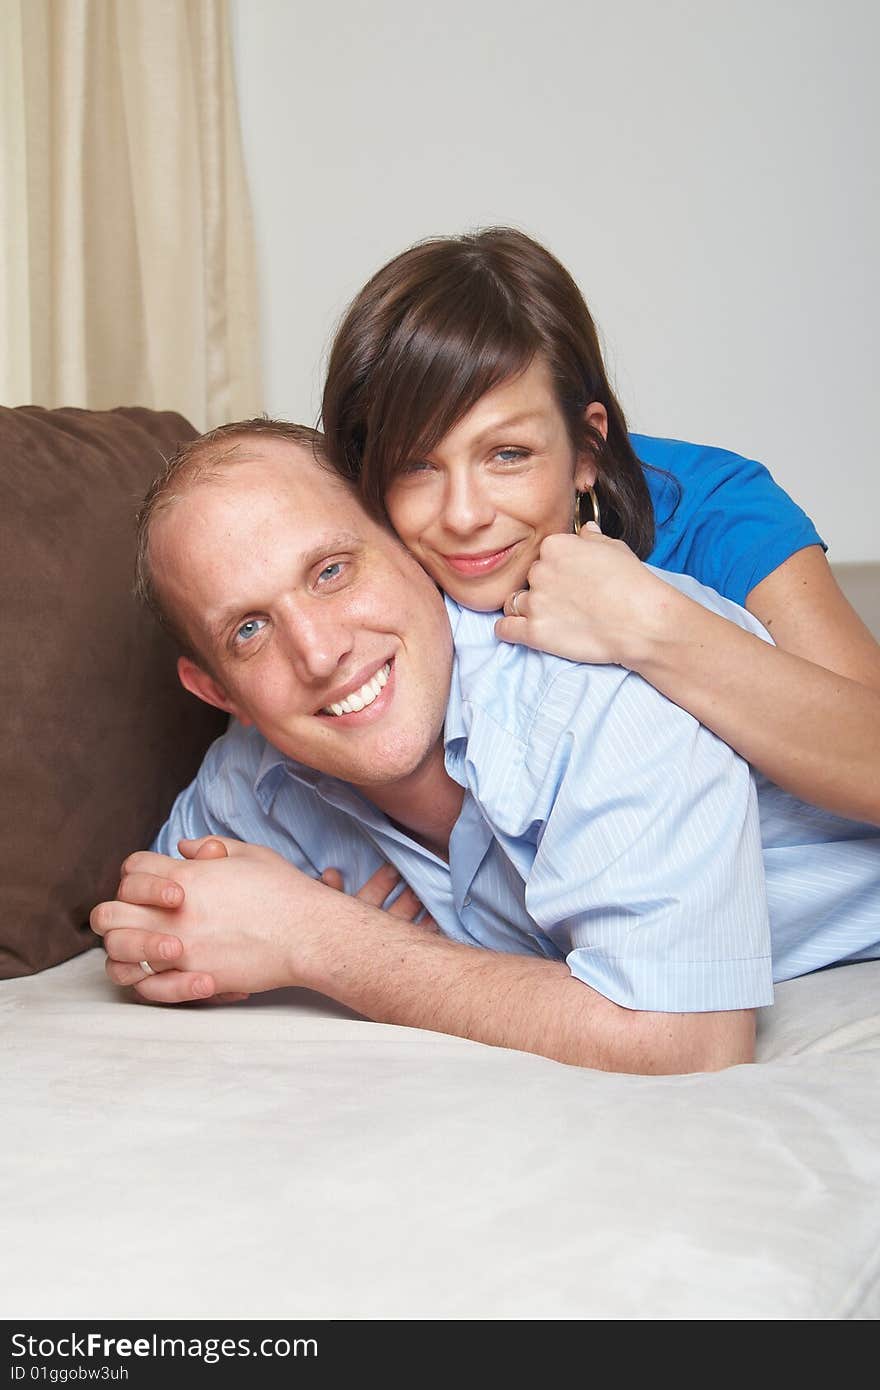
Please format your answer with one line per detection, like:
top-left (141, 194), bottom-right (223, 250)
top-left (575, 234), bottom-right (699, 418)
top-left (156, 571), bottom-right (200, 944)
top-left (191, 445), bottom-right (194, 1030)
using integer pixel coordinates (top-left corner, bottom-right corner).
top-left (511, 588), bottom-right (525, 617)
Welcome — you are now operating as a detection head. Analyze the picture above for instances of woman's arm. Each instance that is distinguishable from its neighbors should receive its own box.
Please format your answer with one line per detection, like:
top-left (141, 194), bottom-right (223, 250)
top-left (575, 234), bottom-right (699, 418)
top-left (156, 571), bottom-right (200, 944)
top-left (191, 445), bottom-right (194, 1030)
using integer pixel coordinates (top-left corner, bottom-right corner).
top-left (497, 536), bottom-right (880, 825)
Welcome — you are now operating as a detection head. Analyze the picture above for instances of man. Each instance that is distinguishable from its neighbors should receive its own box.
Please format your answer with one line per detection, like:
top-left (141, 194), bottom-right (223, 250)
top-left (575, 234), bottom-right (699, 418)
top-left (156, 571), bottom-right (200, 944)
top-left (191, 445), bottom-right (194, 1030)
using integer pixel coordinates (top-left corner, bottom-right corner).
top-left (92, 420), bottom-right (880, 1075)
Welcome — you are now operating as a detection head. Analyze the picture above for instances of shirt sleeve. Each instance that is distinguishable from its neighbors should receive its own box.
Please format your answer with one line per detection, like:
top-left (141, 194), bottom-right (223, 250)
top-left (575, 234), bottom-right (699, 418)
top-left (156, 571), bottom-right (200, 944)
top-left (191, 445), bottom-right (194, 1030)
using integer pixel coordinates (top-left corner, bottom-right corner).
top-left (523, 665), bottom-right (774, 1013)
top-left (151, 747), bottom-right (238, 856)
top-left (636, 434), bottom-right (826, 606)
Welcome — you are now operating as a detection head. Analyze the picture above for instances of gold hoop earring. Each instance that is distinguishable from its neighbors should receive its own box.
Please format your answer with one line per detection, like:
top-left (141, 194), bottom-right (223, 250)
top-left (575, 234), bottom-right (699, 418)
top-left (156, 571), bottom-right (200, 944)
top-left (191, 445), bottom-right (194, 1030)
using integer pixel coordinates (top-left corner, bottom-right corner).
top-left (573, 486), bottom-right (600, 534)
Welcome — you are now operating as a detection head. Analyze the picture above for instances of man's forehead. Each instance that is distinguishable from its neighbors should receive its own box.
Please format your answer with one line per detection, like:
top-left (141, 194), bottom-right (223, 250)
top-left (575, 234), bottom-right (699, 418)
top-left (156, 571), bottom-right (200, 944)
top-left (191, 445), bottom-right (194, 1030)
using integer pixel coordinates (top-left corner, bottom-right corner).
top-left (166, 443), bottom-right (360, 531)
top-left (154, 449), bottom-right (387, 602)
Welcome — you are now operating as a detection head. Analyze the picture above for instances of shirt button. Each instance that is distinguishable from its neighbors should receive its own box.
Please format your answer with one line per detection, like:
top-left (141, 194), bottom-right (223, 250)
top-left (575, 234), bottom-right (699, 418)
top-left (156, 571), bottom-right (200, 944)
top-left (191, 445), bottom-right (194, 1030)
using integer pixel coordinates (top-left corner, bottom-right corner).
top-left (463, 896), bottom-right (472, 908)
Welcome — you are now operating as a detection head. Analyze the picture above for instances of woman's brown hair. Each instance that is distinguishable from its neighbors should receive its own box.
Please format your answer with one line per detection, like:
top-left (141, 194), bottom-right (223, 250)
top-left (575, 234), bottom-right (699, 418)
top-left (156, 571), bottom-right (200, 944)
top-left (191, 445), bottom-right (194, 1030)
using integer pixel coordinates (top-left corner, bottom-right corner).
top-left (321, 227), bottom-right (657, 557)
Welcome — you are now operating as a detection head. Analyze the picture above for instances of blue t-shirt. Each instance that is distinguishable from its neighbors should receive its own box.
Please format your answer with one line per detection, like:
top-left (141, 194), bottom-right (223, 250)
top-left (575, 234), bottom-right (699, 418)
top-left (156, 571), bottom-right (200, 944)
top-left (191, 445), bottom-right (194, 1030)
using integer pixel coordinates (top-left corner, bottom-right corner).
top-left (633, 434), bottom-right (826, 608)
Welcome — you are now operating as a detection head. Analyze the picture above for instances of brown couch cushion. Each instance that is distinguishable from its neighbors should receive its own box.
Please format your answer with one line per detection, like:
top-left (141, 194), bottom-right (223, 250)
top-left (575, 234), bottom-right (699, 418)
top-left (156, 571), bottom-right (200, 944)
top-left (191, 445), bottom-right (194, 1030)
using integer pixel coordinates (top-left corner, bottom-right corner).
top-left (0, 406), bottom-right (229, 978)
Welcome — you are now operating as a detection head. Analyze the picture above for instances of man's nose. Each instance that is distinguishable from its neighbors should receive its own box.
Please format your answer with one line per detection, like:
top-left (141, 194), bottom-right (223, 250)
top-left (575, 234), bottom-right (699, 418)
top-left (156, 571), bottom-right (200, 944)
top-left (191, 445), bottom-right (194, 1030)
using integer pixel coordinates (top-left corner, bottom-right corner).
top-left (281, 602), bottom-right (353, 683)
top-left (441, 469), bottom-right (495, 536)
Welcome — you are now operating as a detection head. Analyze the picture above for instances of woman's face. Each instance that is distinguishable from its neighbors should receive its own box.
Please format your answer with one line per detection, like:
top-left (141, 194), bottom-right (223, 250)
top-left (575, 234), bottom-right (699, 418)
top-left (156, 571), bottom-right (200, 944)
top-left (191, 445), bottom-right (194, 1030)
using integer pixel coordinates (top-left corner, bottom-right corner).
top-left (385, 356), bottom-right (604, 612)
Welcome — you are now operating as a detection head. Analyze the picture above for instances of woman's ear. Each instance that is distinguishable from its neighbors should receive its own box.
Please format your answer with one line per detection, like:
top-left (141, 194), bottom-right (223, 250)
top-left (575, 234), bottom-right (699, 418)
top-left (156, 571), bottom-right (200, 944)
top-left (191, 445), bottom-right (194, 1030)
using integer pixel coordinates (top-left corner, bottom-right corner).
top-left (584, 400), bottom-right (608, 440)
top-left (177, 656), bottom-right (252, 727)
top-left (575, 401), bottom-right (608, 490)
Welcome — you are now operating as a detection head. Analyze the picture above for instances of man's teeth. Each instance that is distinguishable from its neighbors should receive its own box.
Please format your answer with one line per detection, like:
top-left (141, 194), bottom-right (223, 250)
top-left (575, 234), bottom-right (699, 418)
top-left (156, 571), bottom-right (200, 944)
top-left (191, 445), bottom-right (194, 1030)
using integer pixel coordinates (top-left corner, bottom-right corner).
top-left (323, 662), bottom-right (391, 716)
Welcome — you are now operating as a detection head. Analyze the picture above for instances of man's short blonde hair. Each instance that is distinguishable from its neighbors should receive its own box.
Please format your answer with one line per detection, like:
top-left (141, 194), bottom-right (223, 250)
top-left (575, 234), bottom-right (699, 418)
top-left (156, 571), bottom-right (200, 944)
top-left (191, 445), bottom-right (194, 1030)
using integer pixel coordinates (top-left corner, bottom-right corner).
top-left (135, 418), bottom-right (336, 665)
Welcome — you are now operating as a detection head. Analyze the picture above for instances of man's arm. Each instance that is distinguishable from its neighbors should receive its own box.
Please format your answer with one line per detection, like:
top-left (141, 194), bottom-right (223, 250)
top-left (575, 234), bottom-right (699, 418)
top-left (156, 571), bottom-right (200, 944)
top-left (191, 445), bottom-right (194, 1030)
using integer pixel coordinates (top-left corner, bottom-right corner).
top-left (92, 842), bottom-right (754, 1075)
top-left (299, 887), bottom-right (755, 1074)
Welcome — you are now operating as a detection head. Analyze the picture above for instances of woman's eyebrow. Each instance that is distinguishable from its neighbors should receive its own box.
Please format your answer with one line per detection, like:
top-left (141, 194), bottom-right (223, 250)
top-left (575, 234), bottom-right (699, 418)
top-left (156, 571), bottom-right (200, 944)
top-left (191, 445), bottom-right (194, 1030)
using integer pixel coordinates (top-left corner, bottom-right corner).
top-left (465, 412), bottom-right (547, 449)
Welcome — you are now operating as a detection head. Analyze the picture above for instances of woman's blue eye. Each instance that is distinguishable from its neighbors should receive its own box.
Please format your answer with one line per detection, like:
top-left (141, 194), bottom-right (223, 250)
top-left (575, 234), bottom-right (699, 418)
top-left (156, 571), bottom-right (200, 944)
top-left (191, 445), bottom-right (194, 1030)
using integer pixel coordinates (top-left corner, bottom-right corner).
top-left (401, 460), bottom-right (434, 475)
top-left (496, 448), bottom-right (529, 463)
top-left (235, 618), bottom-right (264, 644)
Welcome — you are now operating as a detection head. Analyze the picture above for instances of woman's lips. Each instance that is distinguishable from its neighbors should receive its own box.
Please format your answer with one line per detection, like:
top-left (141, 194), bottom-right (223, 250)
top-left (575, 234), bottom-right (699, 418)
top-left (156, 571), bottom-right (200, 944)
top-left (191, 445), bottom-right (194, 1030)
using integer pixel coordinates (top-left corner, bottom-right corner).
top-left (440, 544), bottom-right (518, 577)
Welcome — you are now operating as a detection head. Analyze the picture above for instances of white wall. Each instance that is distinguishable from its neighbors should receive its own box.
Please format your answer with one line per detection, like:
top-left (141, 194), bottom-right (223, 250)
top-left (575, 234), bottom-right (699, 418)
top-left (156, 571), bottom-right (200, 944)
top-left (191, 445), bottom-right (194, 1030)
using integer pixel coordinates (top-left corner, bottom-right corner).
top-left (230, 0), bottom-right (879, 562)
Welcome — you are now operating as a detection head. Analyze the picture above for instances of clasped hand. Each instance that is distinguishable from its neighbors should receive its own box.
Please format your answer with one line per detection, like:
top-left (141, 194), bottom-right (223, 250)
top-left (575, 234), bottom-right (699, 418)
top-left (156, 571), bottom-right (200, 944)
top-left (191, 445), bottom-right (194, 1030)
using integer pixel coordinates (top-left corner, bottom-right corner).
top-left (90, 837), bottom-right (433, 1005)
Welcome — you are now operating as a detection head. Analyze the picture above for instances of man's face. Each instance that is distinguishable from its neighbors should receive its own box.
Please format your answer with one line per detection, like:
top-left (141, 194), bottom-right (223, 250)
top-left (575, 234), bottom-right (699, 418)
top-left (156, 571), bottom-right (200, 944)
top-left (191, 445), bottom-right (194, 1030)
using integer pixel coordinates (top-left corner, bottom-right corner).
top-left (152, 440), bottom-right (454, 791)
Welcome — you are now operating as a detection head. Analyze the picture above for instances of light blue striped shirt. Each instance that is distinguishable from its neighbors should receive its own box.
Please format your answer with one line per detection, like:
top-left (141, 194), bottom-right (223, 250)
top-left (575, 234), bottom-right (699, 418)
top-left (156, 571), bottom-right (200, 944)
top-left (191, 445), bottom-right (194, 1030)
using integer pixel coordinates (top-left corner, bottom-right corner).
top-left (155, 570), bottom-right (880, 1013)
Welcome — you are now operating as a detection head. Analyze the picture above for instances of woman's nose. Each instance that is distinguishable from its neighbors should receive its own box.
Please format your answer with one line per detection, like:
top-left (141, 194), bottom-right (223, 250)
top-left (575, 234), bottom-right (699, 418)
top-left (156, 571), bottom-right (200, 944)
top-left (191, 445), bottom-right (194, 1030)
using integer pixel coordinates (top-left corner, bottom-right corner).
top-left (441, 471), bottom-right (494, 535)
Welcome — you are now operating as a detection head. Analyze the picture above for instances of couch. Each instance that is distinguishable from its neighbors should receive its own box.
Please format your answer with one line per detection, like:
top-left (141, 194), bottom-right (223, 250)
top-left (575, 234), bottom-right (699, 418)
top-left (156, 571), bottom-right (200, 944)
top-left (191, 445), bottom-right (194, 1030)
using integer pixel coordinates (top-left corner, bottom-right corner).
top-left (1, 407), bottom-right (878, 1320)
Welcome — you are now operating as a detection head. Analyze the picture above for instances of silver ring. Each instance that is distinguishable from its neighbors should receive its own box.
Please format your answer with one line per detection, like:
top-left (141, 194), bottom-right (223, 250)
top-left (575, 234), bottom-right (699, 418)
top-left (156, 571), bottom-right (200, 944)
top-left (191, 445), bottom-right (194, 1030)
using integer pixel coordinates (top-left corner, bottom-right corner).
top-left (139, 959), bottom-right (155, 976)
top-left (510, 588), bottom-right (526, 617)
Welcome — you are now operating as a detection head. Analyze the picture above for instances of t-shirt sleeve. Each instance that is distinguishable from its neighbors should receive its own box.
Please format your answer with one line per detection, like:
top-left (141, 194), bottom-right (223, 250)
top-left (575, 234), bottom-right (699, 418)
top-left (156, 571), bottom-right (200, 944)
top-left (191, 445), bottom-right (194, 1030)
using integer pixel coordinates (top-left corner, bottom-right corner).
top-left (523, 666), bottom-right (774, 1013)
top-left (635, 433), bottom-right (826, 607)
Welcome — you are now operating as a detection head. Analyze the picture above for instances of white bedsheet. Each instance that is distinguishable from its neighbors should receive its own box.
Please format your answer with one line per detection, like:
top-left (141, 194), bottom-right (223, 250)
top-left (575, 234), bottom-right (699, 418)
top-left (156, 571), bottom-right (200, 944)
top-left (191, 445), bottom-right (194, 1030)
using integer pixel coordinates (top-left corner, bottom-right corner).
top-left (2, 949), bottom-right (879, 1319)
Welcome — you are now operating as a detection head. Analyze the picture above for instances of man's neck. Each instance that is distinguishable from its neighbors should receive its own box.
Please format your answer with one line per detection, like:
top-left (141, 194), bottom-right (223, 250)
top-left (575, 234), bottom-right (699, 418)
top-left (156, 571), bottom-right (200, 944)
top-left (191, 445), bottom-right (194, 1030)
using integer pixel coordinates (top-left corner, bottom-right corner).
top-left (353, 740), bottom-right (463, 861)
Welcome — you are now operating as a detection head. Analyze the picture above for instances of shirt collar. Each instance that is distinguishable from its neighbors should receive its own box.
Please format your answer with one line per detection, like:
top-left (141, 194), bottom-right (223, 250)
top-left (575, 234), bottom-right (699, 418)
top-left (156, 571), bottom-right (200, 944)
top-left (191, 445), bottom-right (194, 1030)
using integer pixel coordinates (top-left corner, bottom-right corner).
top-left (252, 739), bottom-right (322, 812)
top-left (442, 595), bottom-right (468, 748)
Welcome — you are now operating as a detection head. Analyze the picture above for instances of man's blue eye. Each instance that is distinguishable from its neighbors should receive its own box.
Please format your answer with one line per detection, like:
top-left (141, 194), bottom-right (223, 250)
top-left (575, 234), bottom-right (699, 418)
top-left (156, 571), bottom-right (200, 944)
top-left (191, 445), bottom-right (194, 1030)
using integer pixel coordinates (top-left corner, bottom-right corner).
top-left (318, 562), bottom-right (343, 582)
top-left (496, 449), bottom-right (528, 463)
top-left (235, 618), bottom-right (264, 644)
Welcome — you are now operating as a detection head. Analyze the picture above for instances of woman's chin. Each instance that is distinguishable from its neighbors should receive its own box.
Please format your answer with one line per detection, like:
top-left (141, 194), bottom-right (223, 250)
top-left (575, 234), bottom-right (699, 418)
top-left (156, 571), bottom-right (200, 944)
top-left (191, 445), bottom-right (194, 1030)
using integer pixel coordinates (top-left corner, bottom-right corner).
top-left (434, 576), bottom-right (512, 614)
top-left (415, 543), bottom-right (532, 615)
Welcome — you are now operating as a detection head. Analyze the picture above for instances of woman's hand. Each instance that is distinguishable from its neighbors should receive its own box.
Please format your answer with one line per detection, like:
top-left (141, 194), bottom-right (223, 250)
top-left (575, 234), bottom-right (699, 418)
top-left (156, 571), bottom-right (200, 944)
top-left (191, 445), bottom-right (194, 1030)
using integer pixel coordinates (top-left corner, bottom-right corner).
top-left (320, 861), bottom-right (438, 933)
top-left (495, 524), bottom-right (673, 667)
top-left (494, 531), bottom-right (880, 824)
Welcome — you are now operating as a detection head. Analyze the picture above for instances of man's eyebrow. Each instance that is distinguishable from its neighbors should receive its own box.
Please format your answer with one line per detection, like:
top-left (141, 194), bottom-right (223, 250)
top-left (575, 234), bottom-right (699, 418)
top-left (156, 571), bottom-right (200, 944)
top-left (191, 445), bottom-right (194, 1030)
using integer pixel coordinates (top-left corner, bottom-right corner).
top-left (206, 532), bottom-right (363, 645)
top-left (299, 531), bottom-right (363, 572)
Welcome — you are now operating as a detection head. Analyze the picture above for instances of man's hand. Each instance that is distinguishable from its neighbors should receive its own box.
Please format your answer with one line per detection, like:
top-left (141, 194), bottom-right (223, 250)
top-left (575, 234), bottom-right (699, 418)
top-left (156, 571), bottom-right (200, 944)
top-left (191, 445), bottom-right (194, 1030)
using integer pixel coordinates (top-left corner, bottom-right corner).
top-left (92, 840), bottom-right (434, 1004)
top-left (91, 838), bottom-right (323, 1001)
top-left (98, 836), bottom-right (251, 1003)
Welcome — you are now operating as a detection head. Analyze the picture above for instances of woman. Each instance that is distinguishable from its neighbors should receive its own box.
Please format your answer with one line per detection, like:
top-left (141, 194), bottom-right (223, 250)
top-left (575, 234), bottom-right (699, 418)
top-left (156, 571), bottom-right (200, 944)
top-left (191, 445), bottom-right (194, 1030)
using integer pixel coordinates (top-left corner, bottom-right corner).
top-left (321, 227), bottom-right (880, 825)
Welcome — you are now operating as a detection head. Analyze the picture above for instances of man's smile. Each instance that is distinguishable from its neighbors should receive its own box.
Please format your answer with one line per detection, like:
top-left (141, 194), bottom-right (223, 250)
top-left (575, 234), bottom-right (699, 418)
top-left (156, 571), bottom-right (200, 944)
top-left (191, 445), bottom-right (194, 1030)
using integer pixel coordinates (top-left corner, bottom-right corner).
top-left (319, 658), bottom-right (394, 719)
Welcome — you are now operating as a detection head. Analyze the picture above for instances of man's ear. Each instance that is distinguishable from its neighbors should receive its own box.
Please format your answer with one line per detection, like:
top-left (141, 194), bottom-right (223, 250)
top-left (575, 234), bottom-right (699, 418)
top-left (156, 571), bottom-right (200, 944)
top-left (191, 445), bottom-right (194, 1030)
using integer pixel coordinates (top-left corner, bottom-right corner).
top-left (177, 656), bottom-right (252, 727)
top-left (575, 401), bottom-right (608, 491)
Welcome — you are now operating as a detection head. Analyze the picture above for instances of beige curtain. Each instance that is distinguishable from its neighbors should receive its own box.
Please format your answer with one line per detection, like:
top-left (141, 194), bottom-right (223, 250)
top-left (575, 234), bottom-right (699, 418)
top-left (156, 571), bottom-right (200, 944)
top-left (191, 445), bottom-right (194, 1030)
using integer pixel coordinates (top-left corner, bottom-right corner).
top-left (0, 0), bottom-right (261, 430)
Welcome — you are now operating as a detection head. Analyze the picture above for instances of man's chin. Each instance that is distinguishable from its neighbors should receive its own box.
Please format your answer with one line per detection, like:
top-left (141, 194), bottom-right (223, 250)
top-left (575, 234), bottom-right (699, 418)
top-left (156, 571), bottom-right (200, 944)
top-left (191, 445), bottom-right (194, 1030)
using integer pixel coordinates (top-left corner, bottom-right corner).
top-left (342, 725), bottom-right (447, 792)
top-left (345, 750), bottom-right (435, 790)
